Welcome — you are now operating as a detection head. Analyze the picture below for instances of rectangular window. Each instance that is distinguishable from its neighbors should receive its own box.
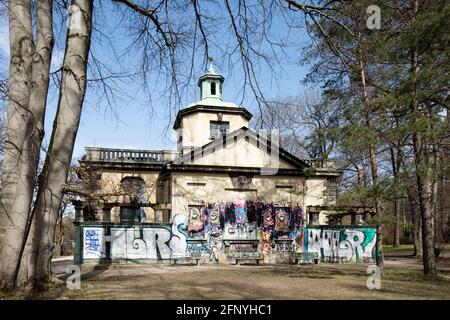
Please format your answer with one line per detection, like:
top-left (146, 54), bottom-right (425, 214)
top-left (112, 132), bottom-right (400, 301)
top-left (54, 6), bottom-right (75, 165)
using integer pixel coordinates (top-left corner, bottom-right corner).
top-left (210, 121), bottom-right (229, 140)
top-left (275, 185), bottom-right (294, 189)
top-left (187, 182), bottom-right (206, 186)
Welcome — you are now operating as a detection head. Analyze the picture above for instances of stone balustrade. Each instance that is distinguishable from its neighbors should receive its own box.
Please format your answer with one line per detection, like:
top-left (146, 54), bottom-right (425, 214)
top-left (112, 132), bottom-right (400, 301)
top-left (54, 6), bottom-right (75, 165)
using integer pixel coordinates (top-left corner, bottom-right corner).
top-left (82, 147), bottom-right (336, 169)
top-left (300, 158), bottom-right (336, 170)
top-left (83, 147), bottom-right (179, 163)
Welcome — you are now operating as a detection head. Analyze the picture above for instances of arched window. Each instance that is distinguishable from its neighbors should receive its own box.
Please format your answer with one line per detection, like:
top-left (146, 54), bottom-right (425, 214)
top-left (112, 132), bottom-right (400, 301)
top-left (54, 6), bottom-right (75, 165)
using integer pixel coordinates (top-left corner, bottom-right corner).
top-left (211, 81), bottom-right (216, 95)
top-left (120, 177), bottom-right (147, 223)
top-left (121, 177), bottom-right (146, 203)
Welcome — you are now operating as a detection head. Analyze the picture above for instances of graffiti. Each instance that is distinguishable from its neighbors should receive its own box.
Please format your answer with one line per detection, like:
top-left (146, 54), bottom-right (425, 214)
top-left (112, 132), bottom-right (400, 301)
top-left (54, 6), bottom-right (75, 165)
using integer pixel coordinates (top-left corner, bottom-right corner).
top-left (263, 210), bottom-right (274, 229)
top-left (274, 208), bottom-right (289, 234)
top-left (188, 206), bottom-right (205, 238)
top-left (228, 241), bottom-right (259, 260)
top-left (186, 241), bottom-right (209, 254)
top-left (272, 240), bottom-right (296, 253)
top-left (289, 228), bottom-right (304, 248)
top-left (260, 230), bottom-right (272, 255)
top-left (109, 214), bottom-right (188, 260)
top-left (230, 243), bottom-right (254, 251)
top-left (305, 227), bottom-right (377, 263)
top-left (79, 209), bottom-right (378, 265)
top-left (170, 214), bottom-right (189, 257)
top-left (207, 227), bottom-right (223, 261)
top-left (208, 205), bottom-right (220, 227)
top-left (83, 227), bottom-right (105, 259)
top-left (234, 199), bottom-right (247, 224)
top-left (186, 235), bottom-right (223, 262)
top-left (229, 251), bottom-right (261, 259)
top-left (223, 222), bottom-right (257, 239)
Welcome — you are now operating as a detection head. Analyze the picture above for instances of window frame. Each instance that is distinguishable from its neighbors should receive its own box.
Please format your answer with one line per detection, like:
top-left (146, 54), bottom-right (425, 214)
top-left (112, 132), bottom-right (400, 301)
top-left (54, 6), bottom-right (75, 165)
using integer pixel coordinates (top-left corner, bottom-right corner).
top-left (210, 120), bottom-right (230, 140)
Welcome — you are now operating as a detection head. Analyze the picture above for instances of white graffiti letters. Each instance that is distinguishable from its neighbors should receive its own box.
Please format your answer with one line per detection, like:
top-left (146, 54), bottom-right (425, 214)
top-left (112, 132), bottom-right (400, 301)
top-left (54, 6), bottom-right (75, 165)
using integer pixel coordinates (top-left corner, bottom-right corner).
top-left (344, 229), bottom-right (376, 261)
top-left (110, 227), bottom-right (173, 259)
top-left (307, 228), bottom-right (377, 263)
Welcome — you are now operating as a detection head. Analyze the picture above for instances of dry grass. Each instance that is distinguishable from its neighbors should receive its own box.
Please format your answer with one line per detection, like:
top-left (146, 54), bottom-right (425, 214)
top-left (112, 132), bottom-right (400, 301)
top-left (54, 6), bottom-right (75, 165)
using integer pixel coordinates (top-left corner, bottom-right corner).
top-left (24, 260), bottom-right (450, 300)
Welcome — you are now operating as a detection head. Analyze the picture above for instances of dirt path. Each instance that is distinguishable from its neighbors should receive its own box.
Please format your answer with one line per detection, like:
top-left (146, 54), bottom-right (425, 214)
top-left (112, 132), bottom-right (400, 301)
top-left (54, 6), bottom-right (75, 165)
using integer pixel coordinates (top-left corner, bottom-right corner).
top-left (43, 257), bottom-right (450, 300)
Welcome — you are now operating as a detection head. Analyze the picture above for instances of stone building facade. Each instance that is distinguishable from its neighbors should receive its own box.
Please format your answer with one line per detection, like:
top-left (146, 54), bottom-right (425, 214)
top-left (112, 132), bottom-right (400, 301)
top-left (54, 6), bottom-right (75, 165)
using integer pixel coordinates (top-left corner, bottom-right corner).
top-left (74, 66), bottom-right (379, 265)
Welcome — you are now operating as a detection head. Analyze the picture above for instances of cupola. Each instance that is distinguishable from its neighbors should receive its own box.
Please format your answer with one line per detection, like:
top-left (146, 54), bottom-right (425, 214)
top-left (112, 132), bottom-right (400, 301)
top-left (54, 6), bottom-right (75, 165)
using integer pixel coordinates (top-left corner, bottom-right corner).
top-left (198, 63), bottom-right (224, 100)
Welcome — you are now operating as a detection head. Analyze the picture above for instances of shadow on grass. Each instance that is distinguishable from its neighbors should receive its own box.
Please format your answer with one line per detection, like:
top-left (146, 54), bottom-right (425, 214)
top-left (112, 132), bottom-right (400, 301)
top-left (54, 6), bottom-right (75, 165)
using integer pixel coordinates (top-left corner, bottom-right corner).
top-left (22, 260), bottom-right (113, 300)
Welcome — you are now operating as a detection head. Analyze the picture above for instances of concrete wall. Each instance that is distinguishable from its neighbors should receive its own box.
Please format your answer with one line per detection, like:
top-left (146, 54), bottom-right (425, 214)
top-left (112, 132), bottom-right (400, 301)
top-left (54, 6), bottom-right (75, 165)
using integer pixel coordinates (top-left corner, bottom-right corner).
top-left (77, 217), bottom-right (378, 264)
top-left (90, 169), bottom-right (330, 225)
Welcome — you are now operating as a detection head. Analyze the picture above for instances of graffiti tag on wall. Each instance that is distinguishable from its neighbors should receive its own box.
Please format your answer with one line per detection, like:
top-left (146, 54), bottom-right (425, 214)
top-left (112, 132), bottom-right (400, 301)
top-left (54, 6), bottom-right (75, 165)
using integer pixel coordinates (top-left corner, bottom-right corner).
top-left (304, 227), bottom-right (377, 263)
top-left (80, 211), bottom-right (378, 265)
top-left (83, 227), bottom-right (106, 259)
top-left (108, 214), bottom-right (188, 260)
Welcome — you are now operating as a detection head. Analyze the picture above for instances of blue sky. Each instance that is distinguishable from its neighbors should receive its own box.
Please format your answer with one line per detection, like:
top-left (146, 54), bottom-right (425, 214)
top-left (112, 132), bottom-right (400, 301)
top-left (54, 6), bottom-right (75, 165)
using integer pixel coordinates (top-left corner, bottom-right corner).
top-left (0, 2), bottom-right (313, 161)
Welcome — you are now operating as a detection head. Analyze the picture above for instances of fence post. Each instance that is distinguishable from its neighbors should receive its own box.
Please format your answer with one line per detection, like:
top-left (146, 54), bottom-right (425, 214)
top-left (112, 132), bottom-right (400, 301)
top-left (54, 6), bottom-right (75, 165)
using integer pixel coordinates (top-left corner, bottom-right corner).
top-left (376, 224), bottom-right (384, 274)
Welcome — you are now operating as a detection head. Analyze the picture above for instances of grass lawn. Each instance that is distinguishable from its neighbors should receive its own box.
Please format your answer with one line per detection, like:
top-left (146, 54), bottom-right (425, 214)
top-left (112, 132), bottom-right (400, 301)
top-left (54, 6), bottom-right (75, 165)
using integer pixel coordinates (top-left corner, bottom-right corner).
top-left (383, 245), bottom-right (415, 256)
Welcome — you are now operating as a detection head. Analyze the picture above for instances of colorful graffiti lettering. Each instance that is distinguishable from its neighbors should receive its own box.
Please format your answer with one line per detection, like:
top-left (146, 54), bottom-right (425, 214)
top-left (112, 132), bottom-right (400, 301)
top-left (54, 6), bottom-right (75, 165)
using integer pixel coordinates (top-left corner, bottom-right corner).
top-left (79, 210), bottom-right (379, 265)
top-left (304, 227), bottom-right (377, 263)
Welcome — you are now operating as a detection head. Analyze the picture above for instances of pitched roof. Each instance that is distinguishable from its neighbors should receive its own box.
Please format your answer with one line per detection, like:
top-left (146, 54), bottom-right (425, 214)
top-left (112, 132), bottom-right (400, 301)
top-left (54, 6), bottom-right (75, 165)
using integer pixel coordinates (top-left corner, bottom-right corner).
top-left (172, 126), bottom-right (310, 169)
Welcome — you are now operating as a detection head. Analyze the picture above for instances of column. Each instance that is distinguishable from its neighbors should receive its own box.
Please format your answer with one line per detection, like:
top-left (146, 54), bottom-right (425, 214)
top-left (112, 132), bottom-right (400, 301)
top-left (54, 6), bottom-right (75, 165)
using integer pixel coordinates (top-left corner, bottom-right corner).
top-left (102, 206), bottom-right (112, 223)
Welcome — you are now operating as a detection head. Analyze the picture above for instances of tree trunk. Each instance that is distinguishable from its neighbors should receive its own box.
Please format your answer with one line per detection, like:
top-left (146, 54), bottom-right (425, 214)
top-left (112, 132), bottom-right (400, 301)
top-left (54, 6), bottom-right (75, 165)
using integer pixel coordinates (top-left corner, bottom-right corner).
top-left (410, 0), bottom-right (436, 277)
top-left (31, 0), bottom-right (93, 289)
top-left (389, 146), bottom-right (401, 246)
top-left (0, 0), bottom-right (34, 292)
top-left (15, 0), bottom-right (54, 288)
top-left (357, 47), bottom-right (381, 215)
top-left (394, 199), bottom-right (401, 246)
top-left (414, 133), bottom-right (436, 275)
top-left (409, 193), bottom-right (422, 257)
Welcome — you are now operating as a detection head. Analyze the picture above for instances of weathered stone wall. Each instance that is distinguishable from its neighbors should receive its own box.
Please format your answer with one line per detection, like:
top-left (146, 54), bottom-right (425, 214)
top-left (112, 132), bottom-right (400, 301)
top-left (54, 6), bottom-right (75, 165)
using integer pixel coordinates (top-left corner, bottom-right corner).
top-left (170, 172), bottom-right (328, 219)
top-left (180, 111), bottom-right (249, 148)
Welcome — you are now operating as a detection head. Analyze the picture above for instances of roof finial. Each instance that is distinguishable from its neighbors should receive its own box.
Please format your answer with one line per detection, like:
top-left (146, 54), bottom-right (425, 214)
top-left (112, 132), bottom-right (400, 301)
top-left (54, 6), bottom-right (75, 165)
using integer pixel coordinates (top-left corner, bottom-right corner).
top-left (207, 56), bottom-right (215, 73)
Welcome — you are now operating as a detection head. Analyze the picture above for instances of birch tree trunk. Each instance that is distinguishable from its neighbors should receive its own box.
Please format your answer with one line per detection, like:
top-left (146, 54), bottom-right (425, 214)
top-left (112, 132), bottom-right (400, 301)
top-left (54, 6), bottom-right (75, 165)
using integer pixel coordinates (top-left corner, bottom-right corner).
top-left (16, 0), bottom-right (54, 287)
top-left (0, 0), bottom-right (34, 291)
top-left (31, 0), bottom-right (93, 289)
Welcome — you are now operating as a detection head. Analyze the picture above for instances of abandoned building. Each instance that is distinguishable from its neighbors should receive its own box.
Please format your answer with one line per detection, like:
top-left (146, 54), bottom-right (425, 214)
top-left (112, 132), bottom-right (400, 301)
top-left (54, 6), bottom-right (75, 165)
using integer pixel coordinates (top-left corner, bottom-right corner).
top-left (74, 65), bottom-right (379, 265)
